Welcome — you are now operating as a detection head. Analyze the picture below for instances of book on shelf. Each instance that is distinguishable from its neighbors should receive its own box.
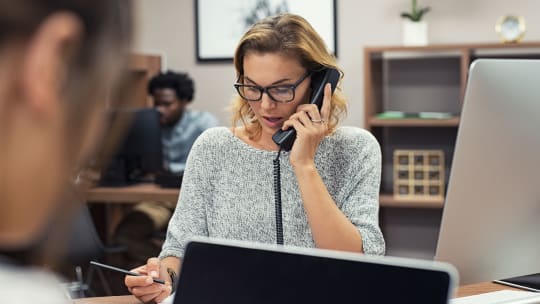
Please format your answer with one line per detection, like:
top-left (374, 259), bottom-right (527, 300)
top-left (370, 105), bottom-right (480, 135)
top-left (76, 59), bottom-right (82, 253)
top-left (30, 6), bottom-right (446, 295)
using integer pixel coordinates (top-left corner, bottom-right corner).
top-left (375, 111), bottom-right (455, 119)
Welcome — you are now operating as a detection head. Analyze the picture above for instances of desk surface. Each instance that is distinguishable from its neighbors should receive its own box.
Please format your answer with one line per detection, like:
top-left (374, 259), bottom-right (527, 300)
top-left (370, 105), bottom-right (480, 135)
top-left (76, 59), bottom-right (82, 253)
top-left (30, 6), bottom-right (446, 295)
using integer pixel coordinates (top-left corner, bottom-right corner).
top-left (86, 183), bottom-right (179, 203)
top-left (73, 281), bottom-right (521, 304)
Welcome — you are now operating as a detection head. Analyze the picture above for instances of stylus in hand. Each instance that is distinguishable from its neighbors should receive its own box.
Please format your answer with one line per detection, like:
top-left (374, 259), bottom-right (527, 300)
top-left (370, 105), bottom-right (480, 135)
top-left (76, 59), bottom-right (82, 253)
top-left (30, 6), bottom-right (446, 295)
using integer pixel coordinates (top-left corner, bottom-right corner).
top-left (90, 261), bottom-right (165, 284)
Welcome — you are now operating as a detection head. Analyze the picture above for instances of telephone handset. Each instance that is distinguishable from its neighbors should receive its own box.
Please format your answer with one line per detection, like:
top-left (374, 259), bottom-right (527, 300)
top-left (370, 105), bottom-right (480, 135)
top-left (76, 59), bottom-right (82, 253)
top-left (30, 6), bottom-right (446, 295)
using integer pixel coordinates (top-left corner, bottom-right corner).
top-left (272, 68), bottom-right (340, 151)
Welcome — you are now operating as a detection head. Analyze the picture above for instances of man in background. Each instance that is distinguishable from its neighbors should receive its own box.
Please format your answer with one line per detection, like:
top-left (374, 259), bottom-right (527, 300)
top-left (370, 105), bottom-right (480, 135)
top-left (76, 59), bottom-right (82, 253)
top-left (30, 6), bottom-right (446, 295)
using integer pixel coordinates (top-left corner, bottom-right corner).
top-left (152, 71), bottom-right (218, 173)
top-left (114, 71), bottom-right (218, 263)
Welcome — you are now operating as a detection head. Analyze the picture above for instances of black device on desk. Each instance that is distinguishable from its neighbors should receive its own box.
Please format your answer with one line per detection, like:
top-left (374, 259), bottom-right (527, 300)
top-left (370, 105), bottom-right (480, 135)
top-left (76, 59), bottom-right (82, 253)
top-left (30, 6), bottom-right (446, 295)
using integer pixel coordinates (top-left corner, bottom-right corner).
top-left (172, 238), bottom-right (457, 304)
top-left (99, 108), bottom-right (164, 186)
top-left (494, 273), bottom-right (540, 292)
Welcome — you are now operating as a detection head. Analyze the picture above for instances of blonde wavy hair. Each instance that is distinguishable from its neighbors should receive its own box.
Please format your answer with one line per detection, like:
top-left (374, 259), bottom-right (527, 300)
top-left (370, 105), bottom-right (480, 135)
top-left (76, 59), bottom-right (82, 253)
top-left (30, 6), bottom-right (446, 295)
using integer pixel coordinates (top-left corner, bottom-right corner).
top-left (230, 13), bottom-right (347, 140)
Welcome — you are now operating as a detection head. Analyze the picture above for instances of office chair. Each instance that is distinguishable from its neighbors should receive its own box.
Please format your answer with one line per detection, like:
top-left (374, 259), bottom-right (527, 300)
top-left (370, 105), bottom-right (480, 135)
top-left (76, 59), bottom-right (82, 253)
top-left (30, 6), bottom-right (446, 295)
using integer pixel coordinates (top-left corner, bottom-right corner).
top-left (61, 203), bottom-right (126, 298)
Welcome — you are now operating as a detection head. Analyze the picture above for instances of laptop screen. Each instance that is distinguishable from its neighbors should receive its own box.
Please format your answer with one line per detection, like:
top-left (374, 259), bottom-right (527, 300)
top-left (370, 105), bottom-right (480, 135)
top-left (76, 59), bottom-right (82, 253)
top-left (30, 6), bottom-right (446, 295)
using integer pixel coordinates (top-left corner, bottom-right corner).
top-left (173, 238), bottom-right (456, 304)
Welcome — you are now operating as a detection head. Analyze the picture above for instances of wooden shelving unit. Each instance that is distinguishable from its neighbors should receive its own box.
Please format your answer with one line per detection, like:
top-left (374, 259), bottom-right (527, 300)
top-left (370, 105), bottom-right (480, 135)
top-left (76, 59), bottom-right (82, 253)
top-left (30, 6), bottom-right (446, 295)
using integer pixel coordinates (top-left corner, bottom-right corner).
top-left (365, 42), bottom-right (540, 259)
top-left (364, 42), bottom-right (540, 209)
top-left (369, 117), bottom-right (460, 127)
top-left (128, 53), bottom-right (162, 107)
top-left (379, 194), bottom-right (444, 209)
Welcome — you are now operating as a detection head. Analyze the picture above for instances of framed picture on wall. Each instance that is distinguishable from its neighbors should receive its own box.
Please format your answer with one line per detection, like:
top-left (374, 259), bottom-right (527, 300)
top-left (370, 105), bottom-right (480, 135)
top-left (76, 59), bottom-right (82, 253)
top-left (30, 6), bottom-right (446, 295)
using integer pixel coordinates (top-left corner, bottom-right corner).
top-left (195, 0), bottom-right (337, 62)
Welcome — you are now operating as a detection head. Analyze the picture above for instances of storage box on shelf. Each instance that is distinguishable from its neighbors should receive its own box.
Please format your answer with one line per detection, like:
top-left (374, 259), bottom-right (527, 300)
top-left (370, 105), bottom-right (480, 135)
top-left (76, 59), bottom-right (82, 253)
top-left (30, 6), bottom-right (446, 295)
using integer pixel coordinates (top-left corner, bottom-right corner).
top-left (393, 149), bottom-right (445, 202)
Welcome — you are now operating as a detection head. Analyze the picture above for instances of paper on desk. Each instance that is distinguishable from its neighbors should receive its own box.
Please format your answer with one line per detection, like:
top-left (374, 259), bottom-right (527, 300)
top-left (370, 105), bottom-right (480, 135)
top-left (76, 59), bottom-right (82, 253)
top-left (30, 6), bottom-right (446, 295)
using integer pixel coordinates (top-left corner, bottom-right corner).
top-left (158, 292), bottom-right (175, 304)
top-left (451, 290), bottom-right (540, 304)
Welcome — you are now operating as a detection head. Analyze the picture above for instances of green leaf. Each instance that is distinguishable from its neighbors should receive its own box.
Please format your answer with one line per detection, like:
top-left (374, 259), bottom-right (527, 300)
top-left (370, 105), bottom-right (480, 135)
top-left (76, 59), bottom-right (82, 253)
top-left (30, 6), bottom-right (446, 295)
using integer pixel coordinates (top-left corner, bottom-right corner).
top-left (401, 12), bottom-right (415, 20)
top-left (401, 1), bottom-right (430, 21)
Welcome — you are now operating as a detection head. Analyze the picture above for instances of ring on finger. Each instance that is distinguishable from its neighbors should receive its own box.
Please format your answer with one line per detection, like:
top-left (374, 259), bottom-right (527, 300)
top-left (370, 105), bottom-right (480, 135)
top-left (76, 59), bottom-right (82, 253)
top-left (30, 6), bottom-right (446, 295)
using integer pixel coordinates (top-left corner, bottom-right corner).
top-left (310, 119), bottom-right (325, 124)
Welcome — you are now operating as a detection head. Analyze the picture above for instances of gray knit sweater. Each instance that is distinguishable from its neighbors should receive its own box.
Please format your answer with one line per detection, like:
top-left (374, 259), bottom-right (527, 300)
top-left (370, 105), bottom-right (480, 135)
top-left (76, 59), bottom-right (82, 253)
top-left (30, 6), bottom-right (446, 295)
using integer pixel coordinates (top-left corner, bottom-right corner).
top-left (159, 126), bottom-right (385, 258)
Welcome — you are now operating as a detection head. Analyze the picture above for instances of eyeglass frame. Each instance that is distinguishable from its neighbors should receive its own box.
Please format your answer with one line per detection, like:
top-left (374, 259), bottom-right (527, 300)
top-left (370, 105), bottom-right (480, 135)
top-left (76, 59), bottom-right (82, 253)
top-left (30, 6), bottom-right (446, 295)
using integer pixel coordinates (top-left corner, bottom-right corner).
top-left (233, 72), bottom-right (312, 103)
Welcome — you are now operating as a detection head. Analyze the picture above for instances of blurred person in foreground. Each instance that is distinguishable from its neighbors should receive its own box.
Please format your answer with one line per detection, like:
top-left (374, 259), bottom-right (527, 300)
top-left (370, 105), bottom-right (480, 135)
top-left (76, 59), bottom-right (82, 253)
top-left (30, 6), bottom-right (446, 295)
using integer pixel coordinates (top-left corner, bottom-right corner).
top-left (0, 0), bottom-right (135, 302)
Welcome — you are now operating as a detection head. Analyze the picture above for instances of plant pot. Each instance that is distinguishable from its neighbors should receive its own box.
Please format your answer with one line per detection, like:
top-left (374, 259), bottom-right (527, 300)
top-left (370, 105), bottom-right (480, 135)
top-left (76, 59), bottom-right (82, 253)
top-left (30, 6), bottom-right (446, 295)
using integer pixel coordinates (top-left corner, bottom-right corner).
top-left (402, 20), bottom-right (428, 46)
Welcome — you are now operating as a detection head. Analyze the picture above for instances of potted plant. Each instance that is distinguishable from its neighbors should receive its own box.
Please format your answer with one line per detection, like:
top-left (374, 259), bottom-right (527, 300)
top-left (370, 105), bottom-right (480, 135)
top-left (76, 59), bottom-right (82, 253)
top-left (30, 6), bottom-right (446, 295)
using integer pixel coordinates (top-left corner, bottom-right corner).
top-left (401, 0), bottom-right (430, 46)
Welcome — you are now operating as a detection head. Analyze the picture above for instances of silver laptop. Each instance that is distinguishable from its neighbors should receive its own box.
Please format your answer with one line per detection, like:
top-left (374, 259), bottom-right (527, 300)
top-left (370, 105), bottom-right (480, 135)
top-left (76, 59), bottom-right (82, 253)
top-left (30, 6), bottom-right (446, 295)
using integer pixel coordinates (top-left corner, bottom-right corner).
top-left (173, 237), bottom-right (457, 304)
top-left (436, 59), bottom-right (540, 285)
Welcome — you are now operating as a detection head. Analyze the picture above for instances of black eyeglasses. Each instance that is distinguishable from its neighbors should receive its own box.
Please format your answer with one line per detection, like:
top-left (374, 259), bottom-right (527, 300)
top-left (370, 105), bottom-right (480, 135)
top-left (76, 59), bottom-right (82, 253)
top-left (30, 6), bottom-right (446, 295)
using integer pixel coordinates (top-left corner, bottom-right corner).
top-left (234, 72), bottom-right (311, 103)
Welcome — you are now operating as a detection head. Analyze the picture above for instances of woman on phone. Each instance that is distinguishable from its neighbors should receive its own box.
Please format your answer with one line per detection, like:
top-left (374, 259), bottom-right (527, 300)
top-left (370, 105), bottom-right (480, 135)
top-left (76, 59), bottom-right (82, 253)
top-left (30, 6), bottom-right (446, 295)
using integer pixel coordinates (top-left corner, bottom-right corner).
top-left (126, 13), bottom-right (384, 303)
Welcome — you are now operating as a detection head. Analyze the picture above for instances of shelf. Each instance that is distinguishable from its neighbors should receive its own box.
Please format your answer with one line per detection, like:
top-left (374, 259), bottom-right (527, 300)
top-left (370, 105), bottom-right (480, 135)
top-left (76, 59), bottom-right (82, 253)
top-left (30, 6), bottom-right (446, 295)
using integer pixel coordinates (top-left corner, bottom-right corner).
top-left (379, 194), bottom-right (444, 209)
top-left (129, 53), bottom-right (161, 73)
top-left (382, 50), bottom-right (462, 60)
top-left (473, 47), bottom-right (540, 57)
top-left (369, 117), bottom-right (460, 127)
top-left (365, 42), bottom-right (540, 54)
top-left (128, 53), bottom-right (162, 107)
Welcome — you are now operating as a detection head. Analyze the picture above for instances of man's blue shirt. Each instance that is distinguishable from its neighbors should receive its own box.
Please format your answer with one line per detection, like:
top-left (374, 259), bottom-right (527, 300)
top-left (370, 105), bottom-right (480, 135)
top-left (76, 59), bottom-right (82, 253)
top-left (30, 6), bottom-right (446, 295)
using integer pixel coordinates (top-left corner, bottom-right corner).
top-left (161, 109), bottom-right (218, 173)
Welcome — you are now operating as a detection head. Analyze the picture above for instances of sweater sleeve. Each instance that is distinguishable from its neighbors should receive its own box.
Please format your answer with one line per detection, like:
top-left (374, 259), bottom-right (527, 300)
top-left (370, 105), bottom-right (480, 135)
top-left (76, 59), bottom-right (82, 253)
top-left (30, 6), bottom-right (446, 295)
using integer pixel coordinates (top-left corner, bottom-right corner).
top-left (159, 129), bottom-right (217, 259)
top-left (338, 128), bottom-right (385, 255)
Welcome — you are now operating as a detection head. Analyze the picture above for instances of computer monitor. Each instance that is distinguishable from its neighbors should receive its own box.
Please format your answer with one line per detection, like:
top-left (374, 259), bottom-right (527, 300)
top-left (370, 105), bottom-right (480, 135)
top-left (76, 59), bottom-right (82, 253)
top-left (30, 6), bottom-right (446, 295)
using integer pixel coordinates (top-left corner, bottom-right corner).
top-left (435, 59), bottom-right (540, 284)
top-left (99, 107), bottom-right (163, 186)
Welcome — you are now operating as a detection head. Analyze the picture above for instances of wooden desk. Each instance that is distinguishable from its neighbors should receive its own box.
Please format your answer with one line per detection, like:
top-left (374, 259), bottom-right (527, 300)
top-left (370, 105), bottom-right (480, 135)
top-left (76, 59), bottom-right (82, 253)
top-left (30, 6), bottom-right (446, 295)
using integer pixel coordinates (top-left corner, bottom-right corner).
top-left (86, 183), bottom-right (179, 204)
top-left (85, 183), bottom-right (180, 241)
top-left (456, 281), bottom-right (521, 297)
top-left (74, 295), bottom-right (137, 304)
top-left (74, 281), bottom-right (521, 304)
top-left (81, 185), bottom-right (521, 303)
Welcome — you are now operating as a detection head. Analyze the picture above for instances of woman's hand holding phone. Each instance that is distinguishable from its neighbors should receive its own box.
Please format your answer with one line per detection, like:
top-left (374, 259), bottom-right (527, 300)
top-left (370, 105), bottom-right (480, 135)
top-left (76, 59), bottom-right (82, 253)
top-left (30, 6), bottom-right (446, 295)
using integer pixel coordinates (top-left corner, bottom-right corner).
top-left (282, 82), bottom-right (332, 169)
top-left (125, 257), bottom-right (172, 304)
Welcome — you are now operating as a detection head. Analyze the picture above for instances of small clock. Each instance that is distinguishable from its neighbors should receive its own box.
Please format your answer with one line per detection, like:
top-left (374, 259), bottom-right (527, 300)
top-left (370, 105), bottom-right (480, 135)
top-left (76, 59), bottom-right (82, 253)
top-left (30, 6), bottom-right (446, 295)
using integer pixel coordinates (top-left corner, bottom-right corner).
top-left (495, 15), bottom-right (526, 43)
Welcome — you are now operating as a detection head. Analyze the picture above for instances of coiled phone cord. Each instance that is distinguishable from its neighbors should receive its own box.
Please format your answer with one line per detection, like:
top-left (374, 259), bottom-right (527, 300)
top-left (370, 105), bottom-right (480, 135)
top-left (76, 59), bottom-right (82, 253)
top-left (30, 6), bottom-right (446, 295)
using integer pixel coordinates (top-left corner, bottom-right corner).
top-left (273, 148), bottom-right (284, 245)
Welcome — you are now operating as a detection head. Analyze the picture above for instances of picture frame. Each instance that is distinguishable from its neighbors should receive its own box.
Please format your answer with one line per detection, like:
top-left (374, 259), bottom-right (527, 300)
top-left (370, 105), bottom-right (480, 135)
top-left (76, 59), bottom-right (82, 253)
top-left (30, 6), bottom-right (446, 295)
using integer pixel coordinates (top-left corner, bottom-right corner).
top-left (195, 0), bottom-right (337, 62)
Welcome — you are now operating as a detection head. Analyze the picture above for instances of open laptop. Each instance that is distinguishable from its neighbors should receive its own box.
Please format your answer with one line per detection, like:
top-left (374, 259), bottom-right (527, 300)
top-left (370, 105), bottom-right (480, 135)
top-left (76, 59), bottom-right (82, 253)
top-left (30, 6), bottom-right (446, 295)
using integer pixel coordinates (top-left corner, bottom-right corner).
top-left (435, 59), bottom-right (540, 285)
top-left (172, 237), bottom-right (457, 304)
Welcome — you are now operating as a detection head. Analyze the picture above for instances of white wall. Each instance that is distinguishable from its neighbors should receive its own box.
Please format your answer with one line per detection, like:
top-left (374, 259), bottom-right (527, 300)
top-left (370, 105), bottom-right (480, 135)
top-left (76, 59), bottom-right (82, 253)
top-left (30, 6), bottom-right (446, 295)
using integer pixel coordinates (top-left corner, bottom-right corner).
top-left (133, 0), bottom-right (540, 127)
